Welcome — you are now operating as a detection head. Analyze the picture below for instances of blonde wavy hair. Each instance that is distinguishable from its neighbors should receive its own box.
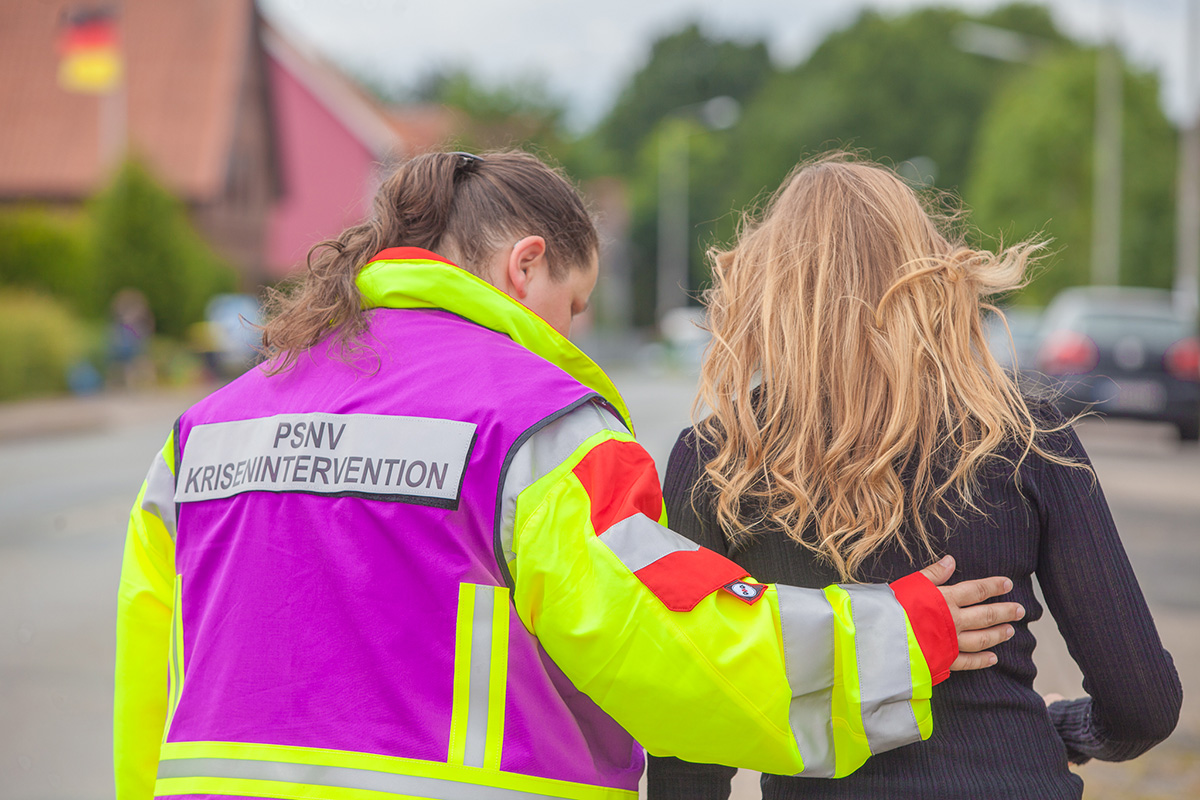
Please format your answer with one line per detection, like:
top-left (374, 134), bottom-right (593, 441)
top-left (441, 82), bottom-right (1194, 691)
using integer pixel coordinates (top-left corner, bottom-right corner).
top-left (695, 152), bottom-right (1078, 581)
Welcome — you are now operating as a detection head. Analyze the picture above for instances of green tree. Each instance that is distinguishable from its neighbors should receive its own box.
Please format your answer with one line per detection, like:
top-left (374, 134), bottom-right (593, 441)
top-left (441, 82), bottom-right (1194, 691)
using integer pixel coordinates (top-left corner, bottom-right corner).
top-left (597, 23), bottom-right (772, 170)
top-left (966, 49), bottom-right (1177, 304)
top-left (603, 5), bottom-right (1071, 324)
top-left (0, 290), bottom-right (87, 399)
top-left (89, 158), bottom-right (236, 338)
top-left (0, 208), bottom-right (96, 315)
top-left (725, 5), bottom-right (1067, 207)
top-left (592, 24), bottom-right (772, 322)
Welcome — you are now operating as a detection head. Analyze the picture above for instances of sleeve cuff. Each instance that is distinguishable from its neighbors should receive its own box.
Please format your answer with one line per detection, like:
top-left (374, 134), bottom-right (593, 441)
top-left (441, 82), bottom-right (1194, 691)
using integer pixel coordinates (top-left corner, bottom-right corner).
top-left (1047, 697), bottom-right (1094, 765)
top-left (889, 571), bottom-right (957, 685)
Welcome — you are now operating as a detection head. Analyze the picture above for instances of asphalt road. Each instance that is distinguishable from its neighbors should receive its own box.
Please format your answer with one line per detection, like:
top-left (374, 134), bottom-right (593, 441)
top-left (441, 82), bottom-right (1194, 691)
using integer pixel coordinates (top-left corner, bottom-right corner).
top-left (0, 368), bottom-right (1196, 799)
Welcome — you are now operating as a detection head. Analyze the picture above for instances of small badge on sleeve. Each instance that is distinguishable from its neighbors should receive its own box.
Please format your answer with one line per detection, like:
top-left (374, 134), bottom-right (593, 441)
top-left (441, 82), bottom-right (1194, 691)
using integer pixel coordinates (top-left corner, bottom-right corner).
top-left (721, 579), bottom-right (767, 605)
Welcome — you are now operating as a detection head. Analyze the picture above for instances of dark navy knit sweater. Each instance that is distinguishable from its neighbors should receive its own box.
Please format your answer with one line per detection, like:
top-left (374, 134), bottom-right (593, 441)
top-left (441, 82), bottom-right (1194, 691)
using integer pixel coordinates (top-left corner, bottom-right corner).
top-left (647, 420), bottom-right (1181, 800)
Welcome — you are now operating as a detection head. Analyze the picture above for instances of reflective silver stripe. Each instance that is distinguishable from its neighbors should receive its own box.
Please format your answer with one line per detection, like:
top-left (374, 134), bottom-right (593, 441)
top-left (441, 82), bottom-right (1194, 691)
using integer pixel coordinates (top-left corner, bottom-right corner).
top-left (843, 584), bottom-right (922, 754)
top-left (166, 578), bottom-right (182, 736)
top-left (172, 580), bottom-right (182, 702)
top-left (498, 402), bottom-right (625, 566)
top-left (141, 449), bottom-right (177, 541)
top-left (596, 513), bottom-right (698, 572)
top-left (463, 585), bottom-right (495, 768)
top-left (158, 756), bottom-right (594, 800)
top-left (776, 584), bottom-right (837, 778)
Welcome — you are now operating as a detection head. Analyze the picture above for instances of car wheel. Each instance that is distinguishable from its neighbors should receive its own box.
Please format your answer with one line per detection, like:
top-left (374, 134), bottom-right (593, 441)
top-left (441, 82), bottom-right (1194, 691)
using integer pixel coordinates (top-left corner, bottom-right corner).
top-left (1178, 419), bottom-right (1200, 443)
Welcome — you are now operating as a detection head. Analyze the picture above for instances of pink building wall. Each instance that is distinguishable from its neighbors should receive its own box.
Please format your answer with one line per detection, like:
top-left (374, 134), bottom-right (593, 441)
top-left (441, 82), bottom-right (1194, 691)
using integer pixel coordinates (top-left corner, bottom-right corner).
top-left (264, 54), bottom-right (380, 277)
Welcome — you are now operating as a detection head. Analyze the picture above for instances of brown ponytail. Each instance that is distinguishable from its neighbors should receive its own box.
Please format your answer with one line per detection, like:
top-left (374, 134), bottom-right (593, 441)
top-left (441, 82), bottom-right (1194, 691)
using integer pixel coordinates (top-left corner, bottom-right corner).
top-left (260, 150), bottom-right (597, 372)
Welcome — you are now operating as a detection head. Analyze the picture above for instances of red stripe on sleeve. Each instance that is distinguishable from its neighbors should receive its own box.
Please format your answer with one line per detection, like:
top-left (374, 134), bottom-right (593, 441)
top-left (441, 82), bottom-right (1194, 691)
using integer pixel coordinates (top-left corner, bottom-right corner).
top-left (571, 438), bottom-right (663, 536)
top-left (889, 571), bottom-right (957, 685)
top-left (634, 548), bottom-right (749, 612)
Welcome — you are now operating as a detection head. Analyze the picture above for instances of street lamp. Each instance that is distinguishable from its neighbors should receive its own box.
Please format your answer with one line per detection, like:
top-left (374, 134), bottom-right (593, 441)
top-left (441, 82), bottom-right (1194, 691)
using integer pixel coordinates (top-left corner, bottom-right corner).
top-left (1090, 0), bottom-right (1125, 288)
top-left (1176, 0), bottom-right (1200, 317)
top-left (656, 96), bottom-right (740, 323)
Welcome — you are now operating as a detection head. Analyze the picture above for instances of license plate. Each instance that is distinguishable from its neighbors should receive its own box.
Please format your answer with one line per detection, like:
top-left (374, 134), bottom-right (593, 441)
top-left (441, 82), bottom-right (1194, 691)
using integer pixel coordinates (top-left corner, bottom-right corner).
top-left (1106, 380), bottom-right (1167, 413)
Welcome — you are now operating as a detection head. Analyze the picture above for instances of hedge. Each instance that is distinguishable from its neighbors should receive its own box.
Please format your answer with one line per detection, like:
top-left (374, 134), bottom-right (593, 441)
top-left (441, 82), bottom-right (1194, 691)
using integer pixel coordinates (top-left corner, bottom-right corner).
top-left (0, 290), bottom-right (86, 400)
top-left (0, 208), bottom-right (97, 316)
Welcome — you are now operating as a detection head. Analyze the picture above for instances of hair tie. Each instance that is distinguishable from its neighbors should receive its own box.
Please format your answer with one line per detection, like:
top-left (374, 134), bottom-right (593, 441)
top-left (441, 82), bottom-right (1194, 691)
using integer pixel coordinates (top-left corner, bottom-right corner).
top-left (450, 151), bottom-right (483, 179)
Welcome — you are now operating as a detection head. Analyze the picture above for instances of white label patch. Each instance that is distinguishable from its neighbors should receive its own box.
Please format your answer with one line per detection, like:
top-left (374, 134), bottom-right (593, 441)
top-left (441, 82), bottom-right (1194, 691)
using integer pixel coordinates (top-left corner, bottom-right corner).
top-left (176, 413), bottom-right (477, 508)
top-left (722, 580), bottom-right (767, 605)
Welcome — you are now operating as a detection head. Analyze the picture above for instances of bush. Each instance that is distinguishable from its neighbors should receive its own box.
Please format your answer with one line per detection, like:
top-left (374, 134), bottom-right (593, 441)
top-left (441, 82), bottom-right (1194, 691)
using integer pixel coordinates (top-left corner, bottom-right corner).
top-left (0, 208), bottom-right (98, 316)
top-left (89, 158), bottom-right (237, 338)
top-left (0, 290), bottom-right (86, 400)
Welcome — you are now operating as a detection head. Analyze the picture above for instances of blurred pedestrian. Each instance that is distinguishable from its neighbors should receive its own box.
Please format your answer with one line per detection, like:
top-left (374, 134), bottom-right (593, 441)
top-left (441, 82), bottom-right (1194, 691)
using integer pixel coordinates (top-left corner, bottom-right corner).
top-left (648, 153), bottom-right (1181, 800)
top-left (185, 319), bottom-right (221, 383)
top-left (109, 288), bottom-right (154, 389)
top-left (114, 150), bottom-right (1022, 799)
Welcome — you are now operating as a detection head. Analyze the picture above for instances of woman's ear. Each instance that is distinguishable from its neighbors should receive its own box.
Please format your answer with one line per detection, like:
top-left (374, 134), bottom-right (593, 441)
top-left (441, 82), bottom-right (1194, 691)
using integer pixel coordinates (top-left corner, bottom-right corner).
top-left (506, 236), bottom-right (548, 299)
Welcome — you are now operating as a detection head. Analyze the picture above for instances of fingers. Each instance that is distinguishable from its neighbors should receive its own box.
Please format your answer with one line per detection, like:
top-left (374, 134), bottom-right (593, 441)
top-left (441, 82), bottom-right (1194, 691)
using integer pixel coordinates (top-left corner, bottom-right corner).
top-left (957, 623), bottom-right (1015, 653)
top-left (945, 575), bottom-right (1014, 607)
top-left (950, 651), bottom-right (998, 671)
top-left (950, 610), bottom-right (1022, 672)
top-left (953, 600), bottom-right (1025, 633)
top-left (918, 555), bottom-right (955, 587)
top-left (937, 572), bottom-right (1025, 673)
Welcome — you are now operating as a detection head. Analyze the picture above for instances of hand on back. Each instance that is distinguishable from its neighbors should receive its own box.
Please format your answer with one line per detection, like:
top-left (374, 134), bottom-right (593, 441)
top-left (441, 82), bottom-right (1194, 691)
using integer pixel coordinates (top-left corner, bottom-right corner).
top-left (920, 556), bottom-right (1025, 671)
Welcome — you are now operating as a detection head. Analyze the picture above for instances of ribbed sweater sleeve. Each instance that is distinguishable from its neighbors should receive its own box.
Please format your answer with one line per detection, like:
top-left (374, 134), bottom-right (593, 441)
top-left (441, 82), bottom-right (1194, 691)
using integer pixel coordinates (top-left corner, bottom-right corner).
top-left (1032, 424), bottom-right (1182, 764)
top-left (659, 430), bottom-right (729, 556)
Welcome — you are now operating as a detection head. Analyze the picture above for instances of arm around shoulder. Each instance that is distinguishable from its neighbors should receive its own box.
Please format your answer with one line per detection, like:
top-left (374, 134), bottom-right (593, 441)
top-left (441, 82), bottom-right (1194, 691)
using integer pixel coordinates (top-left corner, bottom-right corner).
top-left (506, 407), bottom-right (959, 777)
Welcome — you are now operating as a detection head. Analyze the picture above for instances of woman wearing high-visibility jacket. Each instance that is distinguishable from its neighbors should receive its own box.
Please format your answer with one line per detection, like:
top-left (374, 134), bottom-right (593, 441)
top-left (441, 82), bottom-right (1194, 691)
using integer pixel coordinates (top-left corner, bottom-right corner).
top-left (115, 151), bottom-right (1023, 800)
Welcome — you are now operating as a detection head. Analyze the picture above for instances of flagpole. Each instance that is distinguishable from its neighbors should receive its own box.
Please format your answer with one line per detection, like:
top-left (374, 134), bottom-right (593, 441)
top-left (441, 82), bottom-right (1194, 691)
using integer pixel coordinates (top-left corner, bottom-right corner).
top-left (100, 1), bottom-right (125, 175)
top-left (99, 80), bottom-right (126, 173)
top-left (57, 4), bottom-right (125, 177)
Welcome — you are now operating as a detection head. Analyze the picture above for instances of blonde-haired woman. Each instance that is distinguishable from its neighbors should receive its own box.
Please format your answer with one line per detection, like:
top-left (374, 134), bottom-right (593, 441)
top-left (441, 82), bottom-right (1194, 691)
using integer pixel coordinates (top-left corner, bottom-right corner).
top-left (647, 154), bottom-right (1181, 799)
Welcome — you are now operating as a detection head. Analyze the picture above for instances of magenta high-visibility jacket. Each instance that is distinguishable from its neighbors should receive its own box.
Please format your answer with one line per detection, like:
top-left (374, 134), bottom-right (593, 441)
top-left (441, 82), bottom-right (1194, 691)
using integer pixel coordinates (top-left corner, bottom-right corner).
top-left (115, 249), bottom-right (957, 800)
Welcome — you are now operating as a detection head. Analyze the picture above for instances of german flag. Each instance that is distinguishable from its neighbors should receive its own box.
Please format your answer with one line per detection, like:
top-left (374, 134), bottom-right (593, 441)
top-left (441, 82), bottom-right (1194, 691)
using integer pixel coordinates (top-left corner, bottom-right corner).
top-left (57, 7), bottom-right (122, 94)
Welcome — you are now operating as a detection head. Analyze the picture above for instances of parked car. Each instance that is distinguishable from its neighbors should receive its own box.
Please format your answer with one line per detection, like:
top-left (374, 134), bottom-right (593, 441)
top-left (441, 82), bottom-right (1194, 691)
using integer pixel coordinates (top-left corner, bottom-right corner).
top-left (982, 305), bottom-right (1045, 390)
top-left (201, 293), bottom-right (263, 378)
top-left (659, 306), bottom-right (710, 369)
top-left (1035, 287), bottom-right (1200, 441)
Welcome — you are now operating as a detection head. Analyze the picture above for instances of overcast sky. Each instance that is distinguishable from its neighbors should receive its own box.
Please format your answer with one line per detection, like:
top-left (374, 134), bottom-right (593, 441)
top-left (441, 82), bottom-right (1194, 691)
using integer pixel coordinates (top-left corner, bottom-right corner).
top-left (258, 0), bottom-right (1197, 127)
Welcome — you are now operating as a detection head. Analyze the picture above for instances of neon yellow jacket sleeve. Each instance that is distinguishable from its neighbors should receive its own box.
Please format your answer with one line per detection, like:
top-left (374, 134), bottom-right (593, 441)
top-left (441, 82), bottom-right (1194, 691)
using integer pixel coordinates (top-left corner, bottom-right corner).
top-left (114, 433), bottom-right (178, 800)
top-left (501, 403), bottom-right (954, 778)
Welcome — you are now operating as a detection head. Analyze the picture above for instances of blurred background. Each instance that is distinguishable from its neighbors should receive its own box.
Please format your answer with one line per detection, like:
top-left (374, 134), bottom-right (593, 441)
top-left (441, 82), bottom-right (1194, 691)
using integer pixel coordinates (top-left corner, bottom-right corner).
top-left (0, 0), bottom-right (1198, 798)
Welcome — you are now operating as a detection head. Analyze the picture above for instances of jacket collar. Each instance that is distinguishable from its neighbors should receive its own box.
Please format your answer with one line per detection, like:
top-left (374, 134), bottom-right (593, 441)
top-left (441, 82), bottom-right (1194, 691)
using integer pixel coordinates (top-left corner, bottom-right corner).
top-left (356, 248), bottom-right (633, 433)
